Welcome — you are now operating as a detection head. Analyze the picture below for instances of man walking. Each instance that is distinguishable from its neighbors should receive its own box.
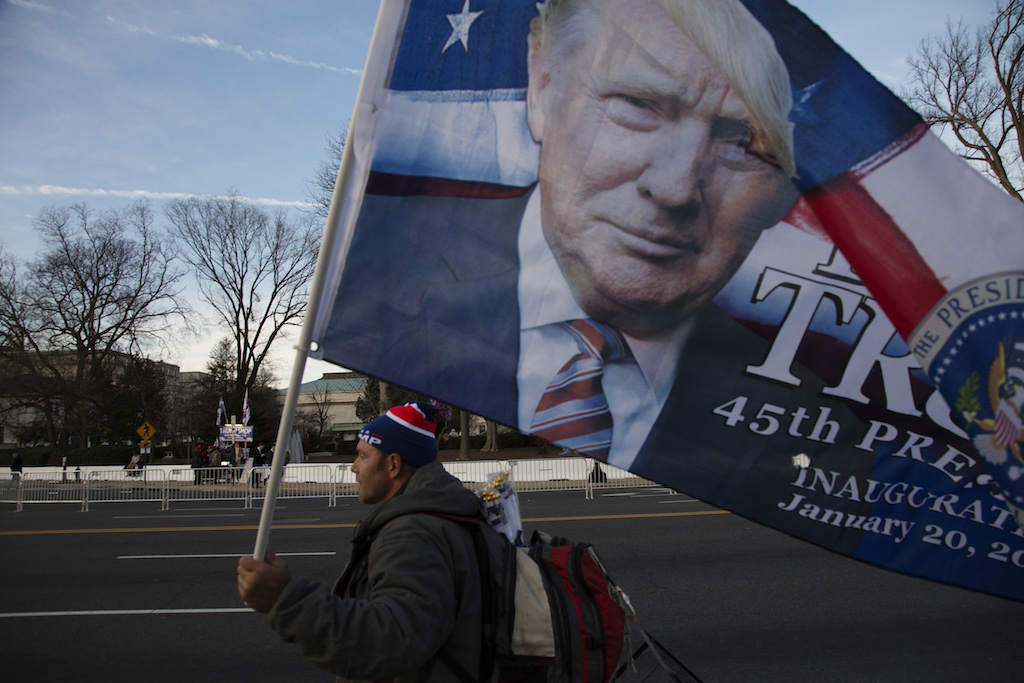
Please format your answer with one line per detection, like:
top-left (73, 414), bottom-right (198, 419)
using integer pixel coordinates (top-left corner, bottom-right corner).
top-left (237, 402), bottom-right (482, 682)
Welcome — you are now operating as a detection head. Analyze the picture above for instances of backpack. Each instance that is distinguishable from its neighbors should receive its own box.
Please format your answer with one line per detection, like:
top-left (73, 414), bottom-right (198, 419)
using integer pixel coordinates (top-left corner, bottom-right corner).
top-left (426, 512), bottom-right (636, 683)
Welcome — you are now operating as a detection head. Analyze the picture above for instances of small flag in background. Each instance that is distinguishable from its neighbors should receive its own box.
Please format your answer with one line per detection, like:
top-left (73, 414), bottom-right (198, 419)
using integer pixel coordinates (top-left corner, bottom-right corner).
top-left (217, 395), bottom-right (226, 427)
top-left (242, 389), bottom-right (251, 426)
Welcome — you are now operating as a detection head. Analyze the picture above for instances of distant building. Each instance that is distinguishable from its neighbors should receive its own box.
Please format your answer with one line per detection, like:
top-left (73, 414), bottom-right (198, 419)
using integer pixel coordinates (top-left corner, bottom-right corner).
top-left (277, 372), bottom-right (369, 447)
top-left (0, 350), bottom-right (182, 447)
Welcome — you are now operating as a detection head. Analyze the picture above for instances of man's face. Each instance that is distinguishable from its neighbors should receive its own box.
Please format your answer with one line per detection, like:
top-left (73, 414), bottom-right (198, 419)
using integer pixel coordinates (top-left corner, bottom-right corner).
top-left (527, 0), bottom-right (797, 338)
top-left (352, 440), bottom-right (394, 505)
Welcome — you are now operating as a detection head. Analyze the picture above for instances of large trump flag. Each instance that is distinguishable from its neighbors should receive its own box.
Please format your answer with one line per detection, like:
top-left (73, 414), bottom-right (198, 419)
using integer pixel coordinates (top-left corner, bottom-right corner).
top-left (307, 0), bottom-right (1024, 602)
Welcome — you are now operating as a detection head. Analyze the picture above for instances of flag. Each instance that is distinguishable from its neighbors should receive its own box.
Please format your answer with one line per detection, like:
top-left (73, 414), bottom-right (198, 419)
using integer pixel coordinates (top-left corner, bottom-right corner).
top-left (242, 389), bottom-right (251, 427)
top-left (309, 0), bottom-right (1024, 602)
top-left (739, 0), bottom-right (1024, 526)
top-left (217, 395), bottom-right (226, 427)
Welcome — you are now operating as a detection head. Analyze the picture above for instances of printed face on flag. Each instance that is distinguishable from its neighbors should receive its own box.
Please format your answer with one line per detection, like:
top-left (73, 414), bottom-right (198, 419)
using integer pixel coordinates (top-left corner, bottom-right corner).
top-left (527, 0), bottom-right (798, 339)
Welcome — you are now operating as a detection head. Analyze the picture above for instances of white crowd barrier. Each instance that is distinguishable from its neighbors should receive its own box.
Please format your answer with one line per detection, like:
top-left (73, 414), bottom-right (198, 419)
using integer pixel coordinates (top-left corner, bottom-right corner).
top-left (166, 466), bottom-right (250, 508)
top-left (2, 469), bottom-right (91, 511)
top-left (248, 465), bottom-right (337, 507)
top-left (1, 473), bottom-right (26, 511)
top-left (0, 457), bottom-right (662, 511)
top-left (442, 460), bottom-right (507, 484)
top-left (584, 461), bottom-right (664, 499)
top-left (510, 458), bottom-right (590, 493)
top-left (84, 468), bottom-right (169, 510)
top-left (333, 464), bottom-right (357, 501)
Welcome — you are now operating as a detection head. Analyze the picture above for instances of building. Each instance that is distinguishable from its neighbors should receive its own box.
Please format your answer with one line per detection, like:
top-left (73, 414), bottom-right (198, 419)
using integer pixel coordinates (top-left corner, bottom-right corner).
top-left (277, 372), bottom-right (369, 449)
top-left (0, 349), bottom-right (183, 447)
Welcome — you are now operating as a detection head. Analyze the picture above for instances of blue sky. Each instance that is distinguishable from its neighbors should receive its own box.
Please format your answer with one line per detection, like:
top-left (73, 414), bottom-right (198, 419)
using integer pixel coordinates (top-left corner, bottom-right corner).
top-left (0, 0), bottom-right (998, 382)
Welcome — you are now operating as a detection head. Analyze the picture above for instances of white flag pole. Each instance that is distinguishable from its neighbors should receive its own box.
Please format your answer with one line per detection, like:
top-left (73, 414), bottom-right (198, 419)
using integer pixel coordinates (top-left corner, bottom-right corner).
top-left (252, 0), bottom-right (408, 561)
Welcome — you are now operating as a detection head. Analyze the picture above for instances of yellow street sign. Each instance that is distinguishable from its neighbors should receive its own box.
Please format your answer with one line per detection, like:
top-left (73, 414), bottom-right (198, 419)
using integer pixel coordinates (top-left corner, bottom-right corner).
top-left (139, 440), bottom-right (152, 449)
top-left (137, 422), bottom-right (156, 440)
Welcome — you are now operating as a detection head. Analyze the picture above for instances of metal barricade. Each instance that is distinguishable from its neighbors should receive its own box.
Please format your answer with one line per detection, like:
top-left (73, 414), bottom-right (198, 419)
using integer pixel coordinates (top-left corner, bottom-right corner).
top-left (83, 468), bottom-right (168, 511)
top-left (333, 464), bottom-right (356, 502)
top-left (1, 457), bottom-right (665, 511)
top-left (262, 464), bottom-right (334, 503)
top-left (242, 465), bottom-right (271, 507)
top-left (246, 464), bottom-right (336, 508)
top-left (584, 460), bottom-right (663, 498)
top-left (442, 460), bottom-right (508, 487)
top-left (165, 466), bottom-right (248, 507)
top-left (508, 458), bottom-right (589, 492)
top-left (10, 470), bottom-right (86, 508)
top-left (0, 472), bottom-right (24, 511)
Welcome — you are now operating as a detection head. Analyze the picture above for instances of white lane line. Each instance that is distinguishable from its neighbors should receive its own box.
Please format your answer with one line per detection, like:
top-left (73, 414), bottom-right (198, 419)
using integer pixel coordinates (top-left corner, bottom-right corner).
top-left (174, 507), bottom-right (287, 512)
top-left (117, 551), bottom-right (337, 559)
top-left (658, 499), bottom-right (699, 504)
top-left (263, 518), bottom-right (323, 524)
top-left (600, 489), bottom-right (682, 498)
top-left (113, 514), bottom-right (246, 519)
top-left (0, 608), bottom-right (253, 618)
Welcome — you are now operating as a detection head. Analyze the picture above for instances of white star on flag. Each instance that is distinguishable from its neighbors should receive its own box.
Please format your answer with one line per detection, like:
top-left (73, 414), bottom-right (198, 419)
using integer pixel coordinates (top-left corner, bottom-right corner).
top-left (442, 0), bottom-right (483, 53)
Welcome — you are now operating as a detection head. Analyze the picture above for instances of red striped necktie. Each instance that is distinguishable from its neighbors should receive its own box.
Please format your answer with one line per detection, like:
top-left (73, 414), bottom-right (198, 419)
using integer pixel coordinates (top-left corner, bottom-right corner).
top-left (529, 319), bottom-right (631, 459)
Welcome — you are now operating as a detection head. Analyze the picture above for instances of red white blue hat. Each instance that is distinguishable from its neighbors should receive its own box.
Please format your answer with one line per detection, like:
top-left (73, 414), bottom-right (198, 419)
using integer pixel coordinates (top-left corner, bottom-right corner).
top-left (358, 401), bottom-right (440, 466)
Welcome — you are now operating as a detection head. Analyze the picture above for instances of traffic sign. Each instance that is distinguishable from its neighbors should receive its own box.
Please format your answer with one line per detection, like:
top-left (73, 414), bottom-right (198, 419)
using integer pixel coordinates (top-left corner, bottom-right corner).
top-left (139, 440), bottom-right (152, 449)
top-left (137, 422), bottom-right (156, 440)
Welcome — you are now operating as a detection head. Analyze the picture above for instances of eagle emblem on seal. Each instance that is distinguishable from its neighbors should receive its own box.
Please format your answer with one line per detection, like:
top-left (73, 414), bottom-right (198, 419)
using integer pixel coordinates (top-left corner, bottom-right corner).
top-left (957, 339), bottom-right (1024, 469)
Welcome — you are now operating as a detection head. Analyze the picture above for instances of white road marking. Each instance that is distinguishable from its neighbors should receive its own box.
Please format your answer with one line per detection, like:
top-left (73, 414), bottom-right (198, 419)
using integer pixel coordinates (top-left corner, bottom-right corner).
top-left (117, 551), bottom-right (337, 559)
top-left (601, 489), bottom-right (691, 499)
top-left (0, 608), bottom-right (253, 618)
top-left (113, 514), bottom-right (246, 519)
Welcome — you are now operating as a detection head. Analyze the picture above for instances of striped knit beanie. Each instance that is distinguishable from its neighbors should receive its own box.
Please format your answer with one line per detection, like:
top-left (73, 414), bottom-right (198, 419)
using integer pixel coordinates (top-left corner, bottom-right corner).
top-left (358, 401), bottom-right (440, 467)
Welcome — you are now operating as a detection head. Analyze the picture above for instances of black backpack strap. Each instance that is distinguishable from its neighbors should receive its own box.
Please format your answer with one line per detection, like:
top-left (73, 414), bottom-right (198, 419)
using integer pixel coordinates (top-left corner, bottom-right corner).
top-left (436, 647), bottom-right (477, 683)
top-left (419, 512), bottom-right (496, 682)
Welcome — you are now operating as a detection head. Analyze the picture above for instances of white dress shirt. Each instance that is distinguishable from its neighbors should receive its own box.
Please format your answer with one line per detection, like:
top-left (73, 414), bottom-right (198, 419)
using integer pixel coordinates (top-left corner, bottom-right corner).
top-left (516, 190), bottom-right (692, 469)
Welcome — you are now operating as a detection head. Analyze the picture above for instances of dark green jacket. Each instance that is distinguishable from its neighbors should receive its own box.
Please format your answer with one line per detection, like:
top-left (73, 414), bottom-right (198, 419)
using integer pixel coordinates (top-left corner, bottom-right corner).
top-left (267, 460), bottom-right (483, 682)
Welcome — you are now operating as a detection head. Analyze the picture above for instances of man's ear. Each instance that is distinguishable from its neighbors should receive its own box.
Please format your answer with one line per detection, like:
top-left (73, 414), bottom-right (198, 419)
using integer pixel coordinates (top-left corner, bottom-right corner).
top-left (386, 453), bottom-right (403, 479)
top-left (525, 26), bottom-right (550, 145)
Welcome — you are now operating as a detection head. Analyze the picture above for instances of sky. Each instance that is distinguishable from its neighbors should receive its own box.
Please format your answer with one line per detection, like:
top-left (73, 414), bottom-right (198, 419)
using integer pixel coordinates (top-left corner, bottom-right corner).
top-left (0, 0), bottom-right (999, 385)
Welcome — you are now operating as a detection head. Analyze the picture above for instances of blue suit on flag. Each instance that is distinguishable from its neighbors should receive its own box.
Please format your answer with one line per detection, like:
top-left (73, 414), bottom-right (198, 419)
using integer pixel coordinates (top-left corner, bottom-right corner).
top-left (321, 183), bottom-right (880, 555)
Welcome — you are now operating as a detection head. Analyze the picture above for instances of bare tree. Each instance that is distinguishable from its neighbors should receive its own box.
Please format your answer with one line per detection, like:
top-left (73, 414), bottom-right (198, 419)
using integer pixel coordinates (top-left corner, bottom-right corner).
top-left (304, 383), bottom-right (335, 450)
top-left (0, 202), bottom-right (188, 447)
top-left (164, 193), bottom-right (320, 397)
top-left (305, 122), bottom-right (350, 222)
top-left (203, 337), bottom-right (237, 398)
top-left (190, 338), bottom-right (281, 446)
top-left (902, 0), bottom-right (1024, 200)
top-left (354, 377), bottom-right (428, 422)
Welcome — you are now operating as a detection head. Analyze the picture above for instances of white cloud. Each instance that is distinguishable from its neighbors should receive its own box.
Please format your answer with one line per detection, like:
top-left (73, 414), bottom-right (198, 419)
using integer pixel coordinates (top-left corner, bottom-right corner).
top-left (105, 15), bottom-right (156, 36)
top-left (103, 15), bottom-right (362, 75)
top-left (0, 185), bottom-right (313, 208)
top-left (173, 33), bottom-right (363, 75)
top-left (9, 0), bottom-right (60, 15)
top-left (269, 52), bottom-right (362, 76)
top-left (174, 32), bottom-right (265, 61)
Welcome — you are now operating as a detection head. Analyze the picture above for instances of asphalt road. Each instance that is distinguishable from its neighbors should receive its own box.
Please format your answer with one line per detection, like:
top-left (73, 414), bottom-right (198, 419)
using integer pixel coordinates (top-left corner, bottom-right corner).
top-left (2, 488), bottom-right (1021, 682)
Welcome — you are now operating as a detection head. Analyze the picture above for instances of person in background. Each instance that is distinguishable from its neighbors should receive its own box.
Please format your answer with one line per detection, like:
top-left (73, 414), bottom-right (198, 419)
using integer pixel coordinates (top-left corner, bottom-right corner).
top-left (10, 451), bottom-right (23, 476)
